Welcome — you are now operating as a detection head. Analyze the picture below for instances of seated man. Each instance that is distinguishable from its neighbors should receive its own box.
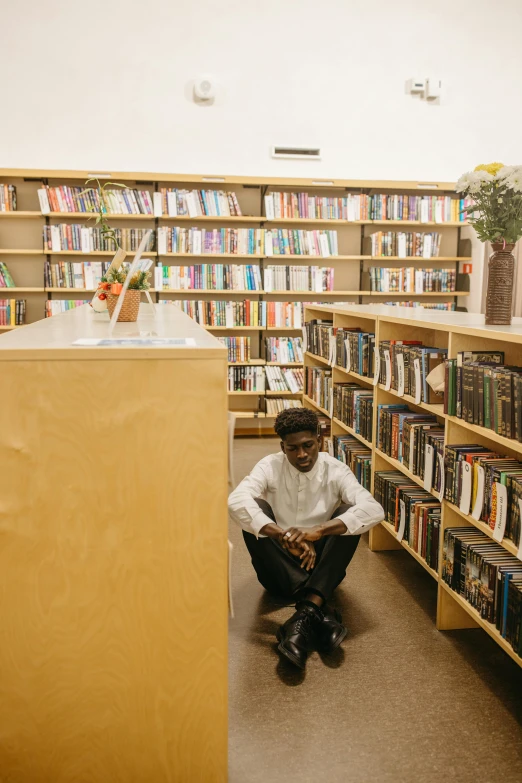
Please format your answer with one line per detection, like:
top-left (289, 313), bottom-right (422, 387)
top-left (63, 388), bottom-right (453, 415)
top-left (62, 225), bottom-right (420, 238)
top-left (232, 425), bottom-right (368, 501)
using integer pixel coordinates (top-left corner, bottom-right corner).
top-left (228, 407), bottom-right (384, 669)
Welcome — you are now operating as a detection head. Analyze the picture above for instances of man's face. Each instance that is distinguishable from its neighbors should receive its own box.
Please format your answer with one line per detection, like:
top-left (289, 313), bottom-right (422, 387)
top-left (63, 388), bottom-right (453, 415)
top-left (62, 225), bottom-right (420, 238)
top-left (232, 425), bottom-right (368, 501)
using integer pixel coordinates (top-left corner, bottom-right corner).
top-left (281, 430), bottom-right (320, 473)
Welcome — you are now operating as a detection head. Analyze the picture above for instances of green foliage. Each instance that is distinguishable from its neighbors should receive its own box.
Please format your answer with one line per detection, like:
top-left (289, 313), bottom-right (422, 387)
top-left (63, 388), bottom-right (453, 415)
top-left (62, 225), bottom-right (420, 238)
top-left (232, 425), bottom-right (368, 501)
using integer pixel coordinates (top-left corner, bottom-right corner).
top-left (105, 265), bottom-right (151, 291)
top-left (463, 181), bottom-right (522, 244)
top-left (79, 178), bottom-right (128, 249)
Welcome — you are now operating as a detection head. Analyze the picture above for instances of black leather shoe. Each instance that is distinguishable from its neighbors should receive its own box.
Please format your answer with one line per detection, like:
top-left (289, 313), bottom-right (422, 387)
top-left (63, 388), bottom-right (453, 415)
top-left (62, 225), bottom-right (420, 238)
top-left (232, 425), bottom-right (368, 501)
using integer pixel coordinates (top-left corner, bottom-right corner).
top-left (276, 606), bottom-right (320, 668)
top-left (316, 605), bottom-right (347, 652)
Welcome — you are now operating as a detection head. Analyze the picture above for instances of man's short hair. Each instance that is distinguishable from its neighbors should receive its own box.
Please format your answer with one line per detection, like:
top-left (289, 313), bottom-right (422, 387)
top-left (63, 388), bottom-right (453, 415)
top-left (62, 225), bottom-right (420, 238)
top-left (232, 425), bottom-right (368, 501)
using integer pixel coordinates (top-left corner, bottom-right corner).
top-left (274, 408), bottom-right (319, 440)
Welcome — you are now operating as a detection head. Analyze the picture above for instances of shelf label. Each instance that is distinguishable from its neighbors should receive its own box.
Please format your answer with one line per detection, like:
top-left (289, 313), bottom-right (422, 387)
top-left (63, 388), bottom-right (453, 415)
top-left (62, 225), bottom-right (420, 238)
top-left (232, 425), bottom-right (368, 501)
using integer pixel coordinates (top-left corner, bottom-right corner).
top-left (471, 466), bottom-right (485, 521)
top-left (328, 335), bottom-right (336, 367)
top-left (492, 482), bottom-right (507, 542)
top-left (414, 358), bottom-right (422, 404)
top-left (344, 338), bottom-right (351, 372)
top-left (423, 444), bottom-right (434, 490)
top-left (302, 326), bottom-right (308, 354)
top-left (397, 499), bottom-right (406, 542)
top-left (517, 498), bottom-right (522, 560)
top-left (409, 429), bottom-right (415, 474)
top-left (384, 349), bottom-right (391, 390)
top-left (397, 353), bottom-right (405, 396)
top-left (437, 452), bottom-right (445, 501)
top-left (459, 462), bottom-right (472, 515)
top-left (373, 347), bottom-right (380, 386)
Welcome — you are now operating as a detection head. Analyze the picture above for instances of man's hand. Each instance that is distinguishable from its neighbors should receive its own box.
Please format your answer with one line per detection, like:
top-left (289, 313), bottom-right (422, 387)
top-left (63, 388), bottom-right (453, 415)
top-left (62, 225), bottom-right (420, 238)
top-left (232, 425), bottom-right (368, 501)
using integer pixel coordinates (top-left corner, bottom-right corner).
top-left (298, 540), bottom-right (316, 571)
top-left (283, 526), bottom-right (324, 545)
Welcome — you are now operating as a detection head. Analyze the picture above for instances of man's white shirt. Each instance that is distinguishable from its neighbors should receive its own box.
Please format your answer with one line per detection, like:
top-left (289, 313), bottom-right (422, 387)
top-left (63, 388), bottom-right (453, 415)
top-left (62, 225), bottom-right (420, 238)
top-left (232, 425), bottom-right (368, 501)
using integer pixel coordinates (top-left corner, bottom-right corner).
top-left (228, 451), bottom-right (384, 538)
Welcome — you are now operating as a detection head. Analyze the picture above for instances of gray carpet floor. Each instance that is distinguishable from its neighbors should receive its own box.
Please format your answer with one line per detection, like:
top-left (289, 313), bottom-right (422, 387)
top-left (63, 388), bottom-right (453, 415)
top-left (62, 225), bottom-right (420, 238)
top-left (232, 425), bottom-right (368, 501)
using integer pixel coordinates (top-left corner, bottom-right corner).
top-left (228, 437), bottom-right (522, 783)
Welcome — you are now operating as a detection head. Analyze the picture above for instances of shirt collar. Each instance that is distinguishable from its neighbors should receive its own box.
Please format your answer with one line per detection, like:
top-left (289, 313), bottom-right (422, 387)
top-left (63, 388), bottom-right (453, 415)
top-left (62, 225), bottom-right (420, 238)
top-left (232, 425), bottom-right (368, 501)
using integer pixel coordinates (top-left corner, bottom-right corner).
top-left (285, 453), bottom-right (323, 481)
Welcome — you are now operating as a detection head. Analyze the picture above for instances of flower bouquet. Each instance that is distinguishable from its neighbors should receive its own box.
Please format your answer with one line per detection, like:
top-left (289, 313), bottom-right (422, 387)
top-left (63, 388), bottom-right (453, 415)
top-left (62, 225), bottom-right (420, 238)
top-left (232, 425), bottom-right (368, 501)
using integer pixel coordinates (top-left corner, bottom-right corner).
top-left (456, 163), bottom-right (522, 324)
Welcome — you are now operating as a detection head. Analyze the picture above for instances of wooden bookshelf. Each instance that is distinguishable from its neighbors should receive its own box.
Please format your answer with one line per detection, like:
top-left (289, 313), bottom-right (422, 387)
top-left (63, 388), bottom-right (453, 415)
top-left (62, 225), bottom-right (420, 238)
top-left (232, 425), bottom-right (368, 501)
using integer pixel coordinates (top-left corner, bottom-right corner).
top-left (303, 303), bottom-right (522, 667)
top-left (0, 169), bottom-right (471, 429)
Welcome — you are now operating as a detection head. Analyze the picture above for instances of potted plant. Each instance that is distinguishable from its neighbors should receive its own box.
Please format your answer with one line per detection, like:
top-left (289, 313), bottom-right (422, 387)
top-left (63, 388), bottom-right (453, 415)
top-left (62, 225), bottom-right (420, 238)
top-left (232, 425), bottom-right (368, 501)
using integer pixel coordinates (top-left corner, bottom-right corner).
top-left (456, 162), bottom-right (522, 325)
top-left (100, 266), bottom-right (151, 322)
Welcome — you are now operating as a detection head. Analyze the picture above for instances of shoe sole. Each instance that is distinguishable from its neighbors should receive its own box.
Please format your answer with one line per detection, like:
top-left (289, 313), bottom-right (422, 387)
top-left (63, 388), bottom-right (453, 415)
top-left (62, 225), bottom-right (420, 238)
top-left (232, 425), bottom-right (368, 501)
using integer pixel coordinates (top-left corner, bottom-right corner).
top-left (276, 629), bottom-right (306, 669)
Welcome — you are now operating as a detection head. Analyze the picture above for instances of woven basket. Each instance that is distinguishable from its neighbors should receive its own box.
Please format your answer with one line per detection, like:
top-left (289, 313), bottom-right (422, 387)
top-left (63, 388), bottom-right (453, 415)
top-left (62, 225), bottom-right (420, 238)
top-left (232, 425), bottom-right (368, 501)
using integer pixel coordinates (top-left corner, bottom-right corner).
top-left (485, 242), bottom-right (515, 325)
top-left (106, 289), bottom-right (142, 322)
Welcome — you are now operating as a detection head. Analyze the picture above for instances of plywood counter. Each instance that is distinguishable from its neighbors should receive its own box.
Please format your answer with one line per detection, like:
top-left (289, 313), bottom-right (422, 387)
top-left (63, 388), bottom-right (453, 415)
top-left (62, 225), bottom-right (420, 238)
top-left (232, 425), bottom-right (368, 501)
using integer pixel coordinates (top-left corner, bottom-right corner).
top-left (0, 304), bottom-right (228, 782)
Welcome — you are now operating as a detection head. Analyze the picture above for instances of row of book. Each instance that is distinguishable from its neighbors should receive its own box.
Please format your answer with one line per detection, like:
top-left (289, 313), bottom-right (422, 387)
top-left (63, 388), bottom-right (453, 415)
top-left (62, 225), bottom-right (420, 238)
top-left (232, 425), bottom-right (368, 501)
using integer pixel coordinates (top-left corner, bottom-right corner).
top-left (38, 186), bottom-right (154, 215)
top-left (0, 262), bottom-right (15, 288)
top-left (442, 528), bottom-right (521, 656)
top-left (374, 471), bottom-right (440, 571)
top-left (228, 366), bottom-right (265, 392)
top-left (0, 299), bottom-right (26, 325)
top-left (333, 435), bottom-right (372, 491)
top-left (370, 194), bottom-right (472, 223)
top-left (154, 264), bottom-right (263, 291)
top-left (377, 340), bottom-right (447, 404)
top-left (159, 188), bottom-right (241, 217)
top-left (384, 301), bottom-right (456, 311)
top-left (264, 265), bottom-right (334, 292)
top-left (172, 299), bottom-right (306, 328)
top-left (266, 367), bottom-right (304, 393)
top-left (335, 327), bottom-right (376, 378)
top-left (444, 350), bottom-right (522, 442)
top-left (266, 398), bottom-right (302, 416)
top-left (444, 444), bottom-right (522, 548)
top-left (265, 337), bottom-right (303, 364)
top-left (0, 184), bottom-right (17, 211)
top-left (45, 300), bottom-right (88, 317)
top-left (370, 232), bottom-right (442, 258)
top-left (264, 191), bottom-right (471, 223)
top-left (377, 404), bottom-right (444, 496)
top-left (154, 264), bottom-right (335, 292)
top-left (305, 367), bottom-right (332, 412)
top-left (44, 261), bottom-right (111, 289)
top-left (156, 227), bottom-right (339, 256)
top-left (368, 267), bottom-right (457, 293)
top-left (333, 383), bottom-right (373, 442)
top-left (43, 225), bottom-right (155, 253)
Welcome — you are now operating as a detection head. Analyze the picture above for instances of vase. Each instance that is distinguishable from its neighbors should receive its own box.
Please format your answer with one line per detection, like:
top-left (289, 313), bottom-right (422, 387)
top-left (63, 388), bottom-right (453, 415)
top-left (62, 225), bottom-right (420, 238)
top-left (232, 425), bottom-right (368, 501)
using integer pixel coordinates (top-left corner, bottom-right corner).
top-left (485, 242), bottom-right (515, 325)
top-left (106, 289), bottom-right (142, 322)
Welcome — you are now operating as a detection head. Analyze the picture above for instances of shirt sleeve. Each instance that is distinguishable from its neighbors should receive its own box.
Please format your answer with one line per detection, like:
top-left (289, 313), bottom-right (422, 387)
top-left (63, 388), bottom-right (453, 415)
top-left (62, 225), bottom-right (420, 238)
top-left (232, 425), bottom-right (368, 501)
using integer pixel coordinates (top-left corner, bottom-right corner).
top-left (228, 459), bottom-right (274, 538)
top-left (334, 465), bottom-right (385, 535)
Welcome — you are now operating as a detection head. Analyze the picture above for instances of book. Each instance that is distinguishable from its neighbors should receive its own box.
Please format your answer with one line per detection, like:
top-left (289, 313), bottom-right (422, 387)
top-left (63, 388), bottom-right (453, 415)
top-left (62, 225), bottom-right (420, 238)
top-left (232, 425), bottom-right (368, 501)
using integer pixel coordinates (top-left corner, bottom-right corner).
top-left (155, 264), bottom-right (262, 291)
top-left (0, 262), bottom-right (16, 288)
top-left (264, 266), bottom-right (334, 292)
top-left (43, 225), bottom-right (155, 253)
top-left (0, 299), bottom-right (26, 325)
top-left (156, 227), bottom-right (338, 257)
top-left (264, 337), bottom-right (303, 364)
top-left (368, 267), bottom-right (456, 293)
top-left (44, 260), bottom-right (111, 289)
top-left (217, 336), bottom-right (251, 363)
top-left (334, 435), bottom-right (372, 490)
top-left (265, 366), bottom-right (304, 393)
top-left (335, 327), bottom-right (375, 377)
top-left (305, 366), bottom-right (332, 411)
top-left (370, 194), bottom-right (472, 223)
top-left (0, 184), bottom-right (17, 211)
top-left (369, 232), bottom-right (442, 258)
top-left (45, 299), bottom-right (89, 317)
top-left (227, 366), bottom-right (265, 392)
top-left (333, 383), bottom-right (373, 442)
top-left (160, 188), bottom-right (243, 217)
top-left (37, 186), bottom-right (153, 214)
top-left (266, 398), bottom-right (303, 416)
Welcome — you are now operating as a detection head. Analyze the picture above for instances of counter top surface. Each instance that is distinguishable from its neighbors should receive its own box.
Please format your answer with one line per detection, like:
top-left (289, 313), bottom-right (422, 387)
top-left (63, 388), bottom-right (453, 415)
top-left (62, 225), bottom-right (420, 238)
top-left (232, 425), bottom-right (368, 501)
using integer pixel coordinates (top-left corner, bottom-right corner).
top-left (0, 304), bottom-right (227, 360)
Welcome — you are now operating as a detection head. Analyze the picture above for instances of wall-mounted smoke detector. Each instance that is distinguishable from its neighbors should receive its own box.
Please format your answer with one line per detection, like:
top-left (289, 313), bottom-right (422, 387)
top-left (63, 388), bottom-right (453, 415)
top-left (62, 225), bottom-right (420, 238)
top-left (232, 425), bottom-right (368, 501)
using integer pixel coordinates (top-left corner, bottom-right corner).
top-left (271, 146), bottom-right (321, 161)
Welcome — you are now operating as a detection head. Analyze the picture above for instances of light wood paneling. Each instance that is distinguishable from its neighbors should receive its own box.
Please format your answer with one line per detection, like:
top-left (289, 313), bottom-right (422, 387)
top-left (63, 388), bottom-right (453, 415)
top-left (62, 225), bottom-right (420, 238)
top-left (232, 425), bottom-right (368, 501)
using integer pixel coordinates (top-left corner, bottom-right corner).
top-left (0, 306), bottom-right (228, 782)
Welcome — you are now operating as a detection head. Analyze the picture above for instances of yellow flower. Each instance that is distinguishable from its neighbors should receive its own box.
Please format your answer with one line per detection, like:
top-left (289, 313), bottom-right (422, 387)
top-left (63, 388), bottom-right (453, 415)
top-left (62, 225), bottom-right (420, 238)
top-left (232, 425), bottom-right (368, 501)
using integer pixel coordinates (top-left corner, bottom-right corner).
top-left (475, 162), bottom-right (504, 175)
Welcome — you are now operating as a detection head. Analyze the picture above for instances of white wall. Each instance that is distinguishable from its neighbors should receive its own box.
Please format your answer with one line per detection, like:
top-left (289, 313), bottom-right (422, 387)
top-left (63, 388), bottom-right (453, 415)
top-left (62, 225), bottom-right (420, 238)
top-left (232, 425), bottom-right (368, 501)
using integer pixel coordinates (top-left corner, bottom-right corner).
top-left (2, 0), bottom-right (521, 309)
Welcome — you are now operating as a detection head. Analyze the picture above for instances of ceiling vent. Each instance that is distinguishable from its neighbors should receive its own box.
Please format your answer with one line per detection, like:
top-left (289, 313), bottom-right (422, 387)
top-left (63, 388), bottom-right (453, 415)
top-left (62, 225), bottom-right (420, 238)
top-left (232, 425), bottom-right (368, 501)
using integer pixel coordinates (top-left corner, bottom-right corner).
top-left (271, 146), bottom-right (321, 160)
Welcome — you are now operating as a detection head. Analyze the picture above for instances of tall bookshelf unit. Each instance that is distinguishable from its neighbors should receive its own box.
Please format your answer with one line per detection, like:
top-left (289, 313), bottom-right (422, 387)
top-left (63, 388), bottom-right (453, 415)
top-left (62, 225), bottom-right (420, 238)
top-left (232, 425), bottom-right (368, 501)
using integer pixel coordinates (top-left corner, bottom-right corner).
top-left (0, 169), bottom-right (471, 432)
top-left (303, 302), bottom-right (522, 667)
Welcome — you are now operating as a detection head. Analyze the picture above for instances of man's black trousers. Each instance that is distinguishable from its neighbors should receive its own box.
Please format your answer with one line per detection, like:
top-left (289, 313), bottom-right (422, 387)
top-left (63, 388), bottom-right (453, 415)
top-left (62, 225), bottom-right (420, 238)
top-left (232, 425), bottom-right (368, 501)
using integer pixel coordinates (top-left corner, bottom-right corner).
top-left (242, 499), bottom-right (360, 602)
